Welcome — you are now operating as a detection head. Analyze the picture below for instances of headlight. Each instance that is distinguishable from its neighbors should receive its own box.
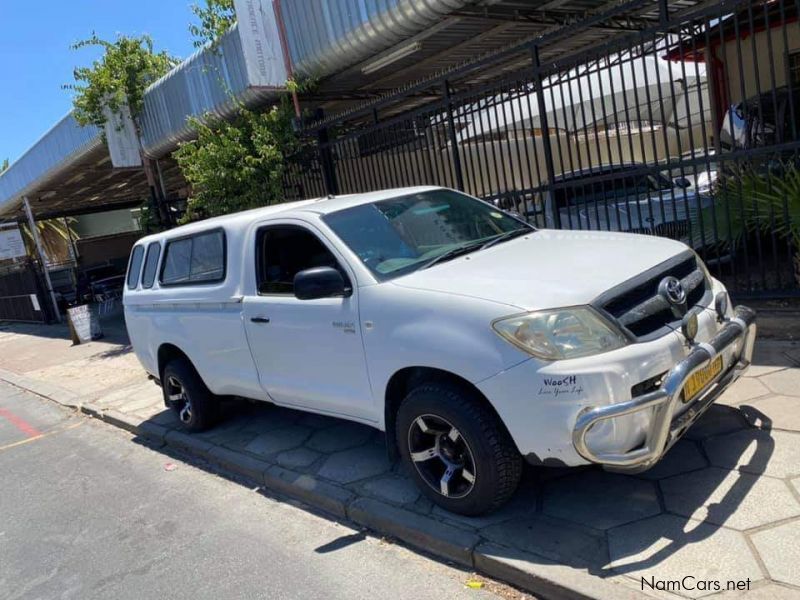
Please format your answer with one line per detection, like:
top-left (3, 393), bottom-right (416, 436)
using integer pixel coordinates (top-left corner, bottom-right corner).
top-left (492, 307), bottom-right (628, 360)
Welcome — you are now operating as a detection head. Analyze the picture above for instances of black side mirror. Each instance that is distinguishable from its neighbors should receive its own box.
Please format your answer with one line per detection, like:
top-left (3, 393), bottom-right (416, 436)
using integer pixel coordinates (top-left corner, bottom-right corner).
top-left (294, 267), bottom-right (350, 300)
top-left (674, 177), bottom-right (692, 189)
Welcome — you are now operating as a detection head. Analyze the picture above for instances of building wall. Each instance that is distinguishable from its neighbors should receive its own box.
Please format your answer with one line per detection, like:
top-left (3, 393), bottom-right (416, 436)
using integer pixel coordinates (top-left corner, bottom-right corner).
top-left (332, 124), bottom-right (709, 200)
top-left (720, 23), bottom-right (800, 105)
top-left (73, 209), bottom-right (140, 240)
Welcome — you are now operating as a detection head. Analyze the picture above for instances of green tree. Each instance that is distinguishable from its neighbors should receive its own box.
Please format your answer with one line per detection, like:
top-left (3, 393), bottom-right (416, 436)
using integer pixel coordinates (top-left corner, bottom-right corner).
top-left (174, 102), bottom-right (298, 223)
top-left (1, 158), bottom-right (8, 172)
top-left (65, 34), bottom-right (179, 132)
top-left (190, 0), bottom-right (236, 48)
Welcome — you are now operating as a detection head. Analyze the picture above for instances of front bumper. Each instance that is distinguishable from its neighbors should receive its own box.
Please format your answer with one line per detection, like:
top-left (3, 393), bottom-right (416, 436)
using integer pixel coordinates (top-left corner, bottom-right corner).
top-left (572, 305), bottom-right (756, 473)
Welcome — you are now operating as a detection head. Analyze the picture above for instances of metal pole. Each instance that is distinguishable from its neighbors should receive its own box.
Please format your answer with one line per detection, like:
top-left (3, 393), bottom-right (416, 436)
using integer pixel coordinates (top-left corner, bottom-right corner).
top-left (444, 81), bottom-right (465, 190)
top-left (23, 197), bottom-right (61, 323)
top-left (273, 0), bottom-right (302, 118)
top-left (531, 45), bottom-right (560, 228)
top-left (316, 117), bottom-right (339, 197)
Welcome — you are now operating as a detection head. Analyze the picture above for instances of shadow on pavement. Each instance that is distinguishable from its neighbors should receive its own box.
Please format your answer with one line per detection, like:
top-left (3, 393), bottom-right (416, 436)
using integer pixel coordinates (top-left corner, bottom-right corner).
top-left (2, 314), bottom-right (793, 592)
top-left (130, 393), bottom-right (776, 587)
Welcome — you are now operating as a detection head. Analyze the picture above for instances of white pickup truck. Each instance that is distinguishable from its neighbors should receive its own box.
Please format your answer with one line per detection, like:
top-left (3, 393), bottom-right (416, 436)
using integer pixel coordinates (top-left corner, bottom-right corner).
top-left (124, 186), bottom-right (756, 515)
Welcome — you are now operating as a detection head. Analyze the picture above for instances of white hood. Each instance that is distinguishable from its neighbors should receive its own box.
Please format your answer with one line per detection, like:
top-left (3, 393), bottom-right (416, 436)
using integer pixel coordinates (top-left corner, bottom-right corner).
top-left (391, 229), bottom-right (689, 311)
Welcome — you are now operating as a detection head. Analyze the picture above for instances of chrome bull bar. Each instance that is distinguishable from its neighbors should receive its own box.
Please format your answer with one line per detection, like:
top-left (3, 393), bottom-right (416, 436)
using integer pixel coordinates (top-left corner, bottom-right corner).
top-left (572, 305), bottom-right (757, 473)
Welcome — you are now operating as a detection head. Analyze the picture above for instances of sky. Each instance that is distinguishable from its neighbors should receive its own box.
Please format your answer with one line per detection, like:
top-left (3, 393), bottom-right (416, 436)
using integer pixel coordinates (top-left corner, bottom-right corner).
top-left (0, 1), bottom-right (200, 165)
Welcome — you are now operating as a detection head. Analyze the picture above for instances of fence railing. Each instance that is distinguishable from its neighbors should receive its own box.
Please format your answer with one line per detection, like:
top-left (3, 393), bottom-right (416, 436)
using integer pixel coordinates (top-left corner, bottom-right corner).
top-left (286, 0), bottom-right (800, 296)
top-left (0, 260), bottom-right (50, 323)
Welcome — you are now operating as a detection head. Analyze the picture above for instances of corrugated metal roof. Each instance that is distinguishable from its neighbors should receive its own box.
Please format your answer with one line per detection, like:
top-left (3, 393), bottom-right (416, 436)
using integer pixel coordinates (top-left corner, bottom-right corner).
top-left (0, 10), bottom-right (285, 215)
top-left (0, 113), bottom-right (102, 216)
top-left (140, 24), bottom-right (273, 158)
top-left (0, 0), bottom-right (475, 216)
top-left (283, 0), bottom-right (475, 77)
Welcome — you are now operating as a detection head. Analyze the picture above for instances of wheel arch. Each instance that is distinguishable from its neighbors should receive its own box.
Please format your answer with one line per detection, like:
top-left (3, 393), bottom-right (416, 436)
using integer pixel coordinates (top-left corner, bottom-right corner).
top-left (157, 343), bottom-right (197, 383)
top-left (383, 366), bottom-right (518, 461)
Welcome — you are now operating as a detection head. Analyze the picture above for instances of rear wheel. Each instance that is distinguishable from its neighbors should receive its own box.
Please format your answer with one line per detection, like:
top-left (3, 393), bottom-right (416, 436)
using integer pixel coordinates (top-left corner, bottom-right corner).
top-left (162, 358), bottom-right (219, 432)
top-left (396, 381), bottom-right (522, 516)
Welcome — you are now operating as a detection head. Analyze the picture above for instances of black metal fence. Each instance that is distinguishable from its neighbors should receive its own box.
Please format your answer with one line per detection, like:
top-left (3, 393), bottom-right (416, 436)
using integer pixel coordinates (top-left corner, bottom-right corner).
top-left (287, 0), bottom-right (800, 297)
top-left (0, 259), bottom-right (51, 323)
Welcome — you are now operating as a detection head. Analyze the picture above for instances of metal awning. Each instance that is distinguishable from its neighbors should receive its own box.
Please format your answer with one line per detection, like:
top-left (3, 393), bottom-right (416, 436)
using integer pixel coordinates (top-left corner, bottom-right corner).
top-left (301, 0), bottom-right (713, 130)
top-left (0, 0), bottom-right (717, 221)
top-left (0, 0), bottom-right (286, 220)
top-left (0, 142), bottom-right (186, 223)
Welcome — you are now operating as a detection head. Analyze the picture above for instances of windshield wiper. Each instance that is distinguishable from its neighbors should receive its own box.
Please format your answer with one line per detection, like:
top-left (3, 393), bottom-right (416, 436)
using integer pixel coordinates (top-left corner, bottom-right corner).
top-left (421, 228), bottom-right (533, 271)
top-left (421, 241), bottom-right (485, 270)
top-left (479, 227), bottom-right (532, 250)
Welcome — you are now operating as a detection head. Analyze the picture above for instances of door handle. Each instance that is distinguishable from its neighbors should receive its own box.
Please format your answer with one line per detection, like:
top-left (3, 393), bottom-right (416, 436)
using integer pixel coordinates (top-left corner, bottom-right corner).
top-left (250, 316), bottom-right (270, 324)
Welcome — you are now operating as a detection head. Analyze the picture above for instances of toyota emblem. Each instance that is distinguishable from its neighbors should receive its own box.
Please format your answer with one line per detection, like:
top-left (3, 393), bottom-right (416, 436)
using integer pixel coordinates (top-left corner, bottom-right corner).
top-left (659, 276), bottom-right (687, 306)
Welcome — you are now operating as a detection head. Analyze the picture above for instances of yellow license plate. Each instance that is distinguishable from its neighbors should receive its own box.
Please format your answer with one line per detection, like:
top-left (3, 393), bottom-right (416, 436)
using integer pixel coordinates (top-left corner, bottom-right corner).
top-left (682, 355), bottom-right (723, 403)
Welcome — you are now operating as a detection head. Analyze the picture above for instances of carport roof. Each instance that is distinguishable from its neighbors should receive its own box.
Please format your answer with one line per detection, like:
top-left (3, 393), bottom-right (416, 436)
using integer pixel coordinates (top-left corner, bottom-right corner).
top-left (302, 0), bottom-right (711, 130)
top-left (0, 132), bottom-right (186, 223)
top-left (0, 0), bottom-right (713, 221)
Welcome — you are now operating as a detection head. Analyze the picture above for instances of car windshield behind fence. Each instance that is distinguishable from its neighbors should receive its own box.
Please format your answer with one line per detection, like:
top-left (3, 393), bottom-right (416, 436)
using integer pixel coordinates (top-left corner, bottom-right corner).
top-left (554, 169), bottom-right (676, 209)
top-left (324, 190), bottom-right (530, 280)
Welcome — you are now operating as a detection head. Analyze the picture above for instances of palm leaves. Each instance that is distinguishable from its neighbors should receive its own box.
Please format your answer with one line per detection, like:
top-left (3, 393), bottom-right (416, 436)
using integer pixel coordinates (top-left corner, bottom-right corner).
top-left (714, 162), bottom-right (800, 283)
top-left (19, 218), bottom-right (78, 265)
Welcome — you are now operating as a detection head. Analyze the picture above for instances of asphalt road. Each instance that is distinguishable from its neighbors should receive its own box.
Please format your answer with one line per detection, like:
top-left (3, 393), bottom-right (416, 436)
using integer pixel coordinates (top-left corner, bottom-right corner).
top-left (0, 382), bottom-right (511, 600)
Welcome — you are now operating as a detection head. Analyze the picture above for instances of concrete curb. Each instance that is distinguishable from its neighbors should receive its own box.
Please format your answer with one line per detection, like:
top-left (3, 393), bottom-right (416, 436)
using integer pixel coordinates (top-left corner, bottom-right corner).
top-left (207, 445), bottom-right (271, 483)
top-left (347, 497), bottom-right (479, 567)
top-left (1, 371), bottom-right (650, 600)
top-left (0, 367), bottom-right (81, 407)
top-left (264, 464), bottom-right (354, 520)
top-left (474, 544), bottom-right (649, 600)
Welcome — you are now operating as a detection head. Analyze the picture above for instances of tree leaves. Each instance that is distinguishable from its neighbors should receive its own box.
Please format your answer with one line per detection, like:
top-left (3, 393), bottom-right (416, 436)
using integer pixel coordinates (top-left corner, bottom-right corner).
top-left (64, 34), bottom-right (179, 131)
top-left (173, 103), bottom-right (299, 224)
top-left (189, 0), bottom-right (236, 49)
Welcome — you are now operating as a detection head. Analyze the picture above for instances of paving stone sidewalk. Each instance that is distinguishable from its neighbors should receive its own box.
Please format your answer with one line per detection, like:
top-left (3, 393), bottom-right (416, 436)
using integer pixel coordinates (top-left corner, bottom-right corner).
top-left (2, 317), bottom-right (800, 599)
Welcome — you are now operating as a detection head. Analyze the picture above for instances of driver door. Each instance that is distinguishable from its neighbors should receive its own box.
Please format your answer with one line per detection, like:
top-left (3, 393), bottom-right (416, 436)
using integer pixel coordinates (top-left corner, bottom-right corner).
top-left (242, 221), bottom-right (374, 421)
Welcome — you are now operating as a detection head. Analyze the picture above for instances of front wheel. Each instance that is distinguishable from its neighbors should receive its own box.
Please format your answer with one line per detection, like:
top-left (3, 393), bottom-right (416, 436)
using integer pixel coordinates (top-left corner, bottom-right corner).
top-left (396, 382), bottom-right (522, 516)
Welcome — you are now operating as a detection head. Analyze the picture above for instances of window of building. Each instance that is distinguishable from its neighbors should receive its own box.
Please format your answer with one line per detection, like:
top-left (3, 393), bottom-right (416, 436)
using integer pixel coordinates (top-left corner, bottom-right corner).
top-left (789, 50), bottom-right (800, 87)
top-left (160, 230), bottom-right (226, 286)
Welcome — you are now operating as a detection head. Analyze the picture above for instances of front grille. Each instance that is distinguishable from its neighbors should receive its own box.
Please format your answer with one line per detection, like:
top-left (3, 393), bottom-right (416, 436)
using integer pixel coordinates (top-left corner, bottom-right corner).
top-left (628, 219), bottom-right (691, 242)
top-left (594, 251), bottom-right (709, 340)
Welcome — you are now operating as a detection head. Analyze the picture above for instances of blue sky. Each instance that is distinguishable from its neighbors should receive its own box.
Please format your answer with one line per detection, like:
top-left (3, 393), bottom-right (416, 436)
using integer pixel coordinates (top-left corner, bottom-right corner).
top-left (0, 1), bottom-right (199, 165)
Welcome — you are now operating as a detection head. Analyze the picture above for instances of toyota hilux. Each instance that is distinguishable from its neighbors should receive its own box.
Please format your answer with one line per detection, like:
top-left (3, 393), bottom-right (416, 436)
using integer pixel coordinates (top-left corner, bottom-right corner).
top-left (124, 186), bottom-right (756, 515)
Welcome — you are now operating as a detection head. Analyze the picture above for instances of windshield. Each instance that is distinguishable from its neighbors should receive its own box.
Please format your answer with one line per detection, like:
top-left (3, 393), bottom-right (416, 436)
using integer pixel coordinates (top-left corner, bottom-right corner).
top-left (555, 169), bottom-right (675, 209)
top-left (323, 189), bottom-right (532, 280)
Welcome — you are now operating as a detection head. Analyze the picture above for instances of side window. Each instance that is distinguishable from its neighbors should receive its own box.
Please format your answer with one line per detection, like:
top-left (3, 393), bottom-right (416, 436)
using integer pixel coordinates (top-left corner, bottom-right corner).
top-left (141, 242), bottom-right (161, 289)
top-left (256, 226), bottom-right (345, 295)
top-left (161, 230), bottom-right (226, 286)
top-left (190, 230), bottom-right (225, 282)
top-left (126, 245), bottom-right (144, 289)
top-left (161, 238), bottom-right (192, 284)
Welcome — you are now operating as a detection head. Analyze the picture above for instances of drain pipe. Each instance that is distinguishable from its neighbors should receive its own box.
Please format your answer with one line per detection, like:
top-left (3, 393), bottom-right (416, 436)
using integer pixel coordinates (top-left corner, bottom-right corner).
top-left (22, 196), bottom-right (61, 323)
top-left (273, 0), bottom-right (301, 118)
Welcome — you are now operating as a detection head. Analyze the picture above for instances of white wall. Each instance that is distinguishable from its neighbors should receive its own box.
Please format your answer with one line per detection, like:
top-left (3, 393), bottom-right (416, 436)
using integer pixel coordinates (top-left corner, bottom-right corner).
top-left (721, 24), bottom-right (800, 105)
top-left (73, 208), bottom-right (140, 239)
top-left (333, 124), bottom-right (711, 199)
